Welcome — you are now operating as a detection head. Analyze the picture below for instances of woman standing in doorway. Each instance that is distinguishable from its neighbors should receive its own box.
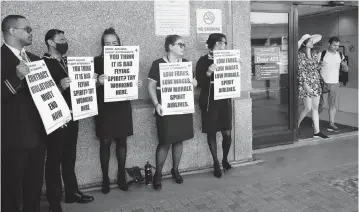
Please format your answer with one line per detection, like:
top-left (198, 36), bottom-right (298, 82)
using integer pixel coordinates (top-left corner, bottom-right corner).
top-left (95, 27), bottom-right (139, 194)
top-left (297, 34), bottom-right (328, 139)
top-left (196, 33), bottom-right (233, 178)
top-left (148, 35), bottom-right (196, 190)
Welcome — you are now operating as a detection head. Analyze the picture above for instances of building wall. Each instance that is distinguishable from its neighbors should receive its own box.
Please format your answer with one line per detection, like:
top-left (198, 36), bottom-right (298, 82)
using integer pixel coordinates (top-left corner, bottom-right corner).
top-left (299, 8), bottom-right (358, 126)
top-left (1, 1), bottom-right (253, 188)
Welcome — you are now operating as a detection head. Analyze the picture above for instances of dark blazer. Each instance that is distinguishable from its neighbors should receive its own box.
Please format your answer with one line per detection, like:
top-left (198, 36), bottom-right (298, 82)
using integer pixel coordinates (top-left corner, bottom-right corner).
top-left (1, 44), bottom-right (45, 149)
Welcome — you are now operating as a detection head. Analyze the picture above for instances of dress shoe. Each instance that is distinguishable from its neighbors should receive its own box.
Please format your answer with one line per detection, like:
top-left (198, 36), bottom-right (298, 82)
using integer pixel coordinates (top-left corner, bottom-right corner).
top-left (117, 173), bottom-right (128, 191)
top-left (49, 202), bottom-right (62, 212)
top-left (222, 160), bottom-right (232, 171)
top-left (65, 191), bottom-right (94, 203)
top-left (171, 168), bottom-right (183, 184)
top-left (102, 178), bottom-right (110, 194)
top-left (152, 175), bottom-right (162, 190)
top-left (213, 162), bottom-right (222, 178)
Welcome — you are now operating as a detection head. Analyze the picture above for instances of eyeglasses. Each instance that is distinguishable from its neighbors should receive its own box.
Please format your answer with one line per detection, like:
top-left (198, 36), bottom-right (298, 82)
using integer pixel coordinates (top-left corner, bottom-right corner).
top-left (174, 43), bottom-right (186, 48)
top-left (218, 41), bottom-right (228, 45)
top-left (12, 27), bottom-right (32, 34)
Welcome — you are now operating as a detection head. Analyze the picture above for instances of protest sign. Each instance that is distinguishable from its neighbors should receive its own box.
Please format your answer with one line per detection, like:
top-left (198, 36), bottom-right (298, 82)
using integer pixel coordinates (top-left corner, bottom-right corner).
top-left (213, 50), bottom-right (241, 100)
top-left (159, 62), bottom-right (194, 116)
top-left (103, 46), bottom-right (139, 102)
top-left (26, 60), bottom-right (71, 134)
top-left (67, 57), bottom-right (98, 121)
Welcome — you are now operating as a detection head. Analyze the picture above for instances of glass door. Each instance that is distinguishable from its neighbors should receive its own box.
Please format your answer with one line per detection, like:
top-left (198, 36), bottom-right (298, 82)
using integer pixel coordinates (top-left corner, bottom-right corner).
top-left (250, 2), bottom-right (298, 149)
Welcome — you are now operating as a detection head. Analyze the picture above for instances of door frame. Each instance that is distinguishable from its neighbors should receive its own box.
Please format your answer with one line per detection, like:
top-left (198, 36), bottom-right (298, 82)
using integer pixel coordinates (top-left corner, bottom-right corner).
top-left (250, 2), bottom-right (299, 149)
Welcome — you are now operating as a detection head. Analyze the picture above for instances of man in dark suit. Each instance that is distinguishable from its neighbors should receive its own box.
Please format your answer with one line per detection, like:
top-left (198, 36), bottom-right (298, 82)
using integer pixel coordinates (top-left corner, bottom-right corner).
top-left (1, 15), bottom-right (46, 212)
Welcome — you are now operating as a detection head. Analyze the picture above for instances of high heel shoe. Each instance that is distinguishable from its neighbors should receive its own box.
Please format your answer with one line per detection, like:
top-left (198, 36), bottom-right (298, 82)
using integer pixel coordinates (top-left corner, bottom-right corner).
top-left (171, 168), bottom-right (183, 184)
top-left (117, 173), bottom-right (128, 191)
top-left (222, 160), bottom-right (232, 171)
top-left (101, 178), bottom-right (110, 194)
top-left (214, 162), bottom-right (222, 178)
top-left (153, 174), bottom-right (162, 190)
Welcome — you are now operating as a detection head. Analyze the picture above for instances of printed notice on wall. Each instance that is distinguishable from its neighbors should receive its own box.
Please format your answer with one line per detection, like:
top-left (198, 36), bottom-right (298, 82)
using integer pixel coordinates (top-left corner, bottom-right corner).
top-left (26, 60), bottom-right (71, 134)
top-left (154, 0), bottom-right (189, 36)
top-left (103, 46), bottom-right (139, 102)
top-left (159, 62), bottom-right (194, 116)
top-left (67, 57), bottom-right (98, 121)
top-left (196, 9), bottom-right (222, 33)
top-left (213, 50), bottom-right (241, 100)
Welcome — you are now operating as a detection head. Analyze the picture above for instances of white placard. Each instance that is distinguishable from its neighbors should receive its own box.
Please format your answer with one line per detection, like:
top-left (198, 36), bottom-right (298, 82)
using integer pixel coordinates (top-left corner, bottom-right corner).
top-left (196, 9), bottom-right (222, 33)
top-left (213, 50), bottom-right (241, 100)
top-left (154, 0), bottom-right (190, 36)
top-left (103, 46), bottom-right (139, 102)
top-left (26, 60), bottom-right (72, 134)
top-left (67, 57), bottom-right (98, 121)
top-left (159, 62), bottom-right (194, 115)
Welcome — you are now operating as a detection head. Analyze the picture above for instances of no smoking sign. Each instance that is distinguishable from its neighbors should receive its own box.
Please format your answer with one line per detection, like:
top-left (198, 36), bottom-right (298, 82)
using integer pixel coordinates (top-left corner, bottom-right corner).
top-left (196, 9), bottom-right (222, 33)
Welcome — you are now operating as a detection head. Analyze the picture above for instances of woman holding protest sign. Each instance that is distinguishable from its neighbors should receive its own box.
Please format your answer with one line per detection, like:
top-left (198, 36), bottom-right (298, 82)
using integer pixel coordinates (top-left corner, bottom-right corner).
top-left (148, 35), bottom-right (197, 190)
top-left (196, 33), bottom-right (233, 178)
top-left (94, 27), bottom-right (141, 194)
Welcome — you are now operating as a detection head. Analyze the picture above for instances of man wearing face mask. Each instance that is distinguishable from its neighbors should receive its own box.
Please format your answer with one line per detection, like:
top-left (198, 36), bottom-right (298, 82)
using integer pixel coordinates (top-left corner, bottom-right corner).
top-left (42, 29), bottom-right (94, 212)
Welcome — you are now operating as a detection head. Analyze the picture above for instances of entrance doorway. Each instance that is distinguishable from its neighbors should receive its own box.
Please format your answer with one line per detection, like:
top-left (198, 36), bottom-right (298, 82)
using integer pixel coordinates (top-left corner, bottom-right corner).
top-left (250, 2), bottom-right (297, 149)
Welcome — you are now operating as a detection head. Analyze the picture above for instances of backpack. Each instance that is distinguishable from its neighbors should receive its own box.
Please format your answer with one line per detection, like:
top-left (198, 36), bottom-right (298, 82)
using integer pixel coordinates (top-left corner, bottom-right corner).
top-left (320, 50), bottom-right (348, 85)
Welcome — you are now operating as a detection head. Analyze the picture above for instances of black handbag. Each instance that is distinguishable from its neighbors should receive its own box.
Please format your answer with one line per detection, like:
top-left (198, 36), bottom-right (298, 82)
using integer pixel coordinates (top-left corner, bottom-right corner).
top-left (125, 166), bottom-right (145, 185)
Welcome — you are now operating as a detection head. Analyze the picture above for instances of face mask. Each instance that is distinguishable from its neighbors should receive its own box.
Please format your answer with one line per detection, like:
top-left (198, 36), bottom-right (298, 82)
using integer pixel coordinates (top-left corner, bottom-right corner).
top-left (55, 42), bottom-right (68, 55)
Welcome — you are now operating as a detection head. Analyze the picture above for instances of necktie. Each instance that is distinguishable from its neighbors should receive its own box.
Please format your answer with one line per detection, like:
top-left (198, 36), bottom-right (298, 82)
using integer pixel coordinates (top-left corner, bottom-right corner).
top-left (20, 52), bottom-right (30, 63)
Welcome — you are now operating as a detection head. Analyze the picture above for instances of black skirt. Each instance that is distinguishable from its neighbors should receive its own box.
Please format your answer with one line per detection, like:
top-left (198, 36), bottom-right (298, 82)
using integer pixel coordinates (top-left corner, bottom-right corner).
top-left (155, 113), bottom-right (194, 144)
top-left (200, 98), bottom-right (232, 134)
top-left (95, 100), bottom-right (133, 140)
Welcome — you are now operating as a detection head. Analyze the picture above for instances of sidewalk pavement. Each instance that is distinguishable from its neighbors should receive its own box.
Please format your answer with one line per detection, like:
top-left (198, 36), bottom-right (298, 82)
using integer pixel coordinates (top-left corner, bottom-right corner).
top-left (42, 134), bottom-right (358, 212)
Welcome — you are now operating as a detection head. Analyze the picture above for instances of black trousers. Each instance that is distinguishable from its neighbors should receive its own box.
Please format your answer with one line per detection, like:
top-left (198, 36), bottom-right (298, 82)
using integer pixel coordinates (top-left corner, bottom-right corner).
top-left (45, 121), bottom-right (79, 204)
top-left (1, 143), bottom-right (46, 212)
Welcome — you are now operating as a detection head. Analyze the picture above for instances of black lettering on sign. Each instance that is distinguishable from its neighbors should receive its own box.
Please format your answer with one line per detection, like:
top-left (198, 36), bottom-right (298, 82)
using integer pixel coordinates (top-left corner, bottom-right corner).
top-left (170, 94), bottom-right (185, 100)
top-left (28, 71), bottom-right (49, 83)
top-left (216, 59), bottom-right (225, 64)
top-left (30, 80), bottom-right (56, 94)
top-left (81, 66), bottom-right (91, 71)
top-left (40, 91), bottom-right (54, 102)
top-left (48, 101), bottom-right (58, 110)
top-left (215, 73), bottom-right (223, 79)
top-left (162, 87), bottom-right (172, 93)
top-left (76, 96), bottom-right (93, 104)
top-left (110, 54), bottom-right (119, 59)
top-left (123, 61), bottom-right (132, 67)
top-left (110, 82), bottom-right (132, 88)
top-left (72, 66), bottom-right (81, 72)
top-left (83, 73), bottom-right (91, 79)
top-left (81, 104), bottom-right (90, 111)
top-left (108, 76), bottom-right (126, 81)
top-left (167, 102), bottom-right (189, 108)
top-left (127, 75), bottom-right (136, 80)
top-left (78, 81), bottom-right (89, 87)
top-left (116, 89), bottom-right (128, 95)
top-left (121, 54), bottom-right (134, 59)
top-left (162, 79), bottom-right (173, 85)
top-left (174, 71), bottom-right (188, 76)
top-left (226, 58), bottom-right (238, 63)
top-left (114, 69), bottom-right (130, 74)
top-left (51, 110), bottom-right (63, 121)
top-left (217, 66), bottom-right (225, 71)
top-left (163, 72), bottom-right (173, 77)
top-left (221, 80), bottom-right (234, 86)
top-left (225, 65), bottom-right (239, 71)
top-left (219, 87), bottom-right (236, 93)
top-left (173, 86), bottom-right (192, 92)
top-left (224, 72), bottom-right (239, 77)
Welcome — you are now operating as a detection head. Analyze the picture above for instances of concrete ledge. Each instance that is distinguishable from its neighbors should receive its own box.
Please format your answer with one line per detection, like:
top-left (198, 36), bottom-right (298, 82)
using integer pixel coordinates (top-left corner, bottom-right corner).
top-left (253, 131), bottom-right (358, 154)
